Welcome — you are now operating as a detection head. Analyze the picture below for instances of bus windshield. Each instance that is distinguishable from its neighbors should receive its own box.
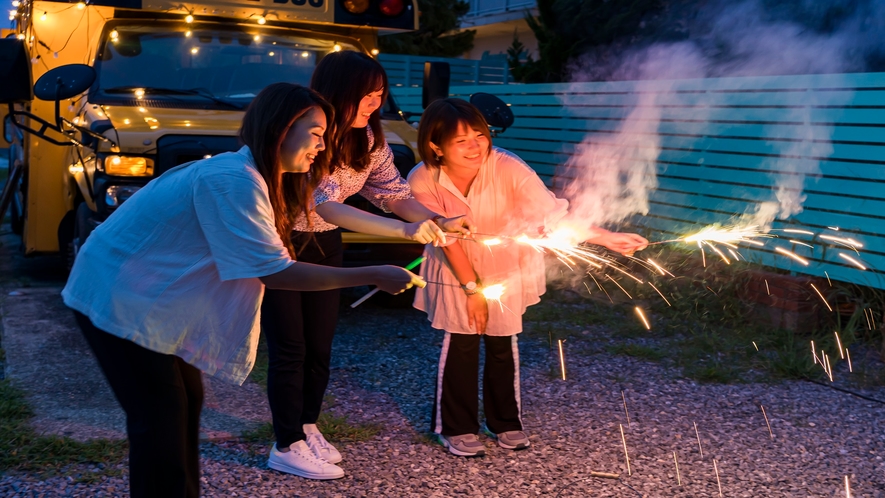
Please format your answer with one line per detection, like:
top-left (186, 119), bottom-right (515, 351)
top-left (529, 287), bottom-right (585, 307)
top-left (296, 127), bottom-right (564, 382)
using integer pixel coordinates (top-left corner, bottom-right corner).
top-left (94, 22), bottom-right (359, 103)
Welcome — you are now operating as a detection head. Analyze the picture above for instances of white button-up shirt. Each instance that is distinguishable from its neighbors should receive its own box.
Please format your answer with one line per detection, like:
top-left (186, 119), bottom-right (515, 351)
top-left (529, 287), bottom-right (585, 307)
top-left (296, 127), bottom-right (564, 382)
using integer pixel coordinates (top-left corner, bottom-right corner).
top-left (63, 146), bottom-right (293, 384)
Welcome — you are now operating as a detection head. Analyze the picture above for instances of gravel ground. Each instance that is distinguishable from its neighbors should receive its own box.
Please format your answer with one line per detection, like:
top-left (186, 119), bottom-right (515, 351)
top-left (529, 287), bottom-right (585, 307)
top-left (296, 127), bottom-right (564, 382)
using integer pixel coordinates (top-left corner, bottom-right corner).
top-left (2, 286), bottom-right (885, 497)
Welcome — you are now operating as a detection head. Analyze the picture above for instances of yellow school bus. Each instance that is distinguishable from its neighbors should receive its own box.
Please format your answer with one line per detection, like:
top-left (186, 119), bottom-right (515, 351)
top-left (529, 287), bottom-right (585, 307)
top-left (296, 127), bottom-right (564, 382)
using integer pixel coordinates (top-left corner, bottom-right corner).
top-left (1, 0), bottom-right (423, 268)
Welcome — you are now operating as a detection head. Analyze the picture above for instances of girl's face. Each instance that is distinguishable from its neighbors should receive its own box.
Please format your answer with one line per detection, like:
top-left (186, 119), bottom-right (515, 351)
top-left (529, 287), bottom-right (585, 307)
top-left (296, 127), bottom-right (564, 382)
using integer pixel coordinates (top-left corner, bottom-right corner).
top-left (279, 107), bottom-right (326, 173)
top-left (351, 88), bottom-right (384, 129)
top-left (432, 122), bottom-right (489, 173)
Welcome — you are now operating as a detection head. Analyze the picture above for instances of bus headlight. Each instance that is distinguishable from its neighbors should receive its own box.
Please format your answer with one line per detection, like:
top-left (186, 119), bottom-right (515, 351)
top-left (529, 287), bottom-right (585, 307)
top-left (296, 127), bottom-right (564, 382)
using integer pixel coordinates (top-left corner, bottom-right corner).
top-left (104, 155), bottom-right (154, 176)
top-left (105, 185), bottom-right (142, 208)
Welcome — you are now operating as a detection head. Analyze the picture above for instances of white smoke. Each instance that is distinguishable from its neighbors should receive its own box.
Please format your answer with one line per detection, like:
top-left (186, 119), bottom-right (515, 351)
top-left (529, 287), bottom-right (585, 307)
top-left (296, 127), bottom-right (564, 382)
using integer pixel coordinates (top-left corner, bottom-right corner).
top-left (557, 0), bottom-right (864, 236)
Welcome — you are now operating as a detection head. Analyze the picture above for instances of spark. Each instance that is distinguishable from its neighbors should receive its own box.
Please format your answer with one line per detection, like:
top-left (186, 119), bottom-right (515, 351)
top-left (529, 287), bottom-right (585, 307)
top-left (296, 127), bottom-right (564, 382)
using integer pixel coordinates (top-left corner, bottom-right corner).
top-left (775, 246), bottom-right (810, 266)
top-left (752, 341), bottom-right (759, 351)
top-left (694, 421), bottom-right (704, 458)
top-left (622, 391), bottom-right (631, 427)
top-left (838, 253), bottom-right (867, 270)
top-left (582, 281), bottom-right (593, 296)
top-left (820, 234), bottom-right (863, 249)
top-left (646, 258), bottom-right (668, 276)
top-left (483, 237), bottom-right (502, 246)
top-left (590, 274), bottom-right (613, 303)
top-left (647, 282), bottom-right (672, 306)
top-left (703, 241), bottom-right (732, 264)
top-left (835, 331), bottom-right (844, 359)
top-left (727, 248), bottom-right (742, 261)
top-left (825, 271), bottom-right (832, 286)
top-left (825, 353), bottom-right (834, 382)
top-left (811, 340), bottom-right (819, 365)
top-left (789, 239), bottom-right (814, 249)
top-left (765, 280), bottom-right (770, 295)
top-left (558, 339), bottom-right (566, 381)
top-left (673, 452), bottom-right (681, 486)
top-left (713, 460), bottom-right (723, 497)
top-left (760, 405), bottom-right (773, 439)
top-left (864, 308), bottom-right (873, 331)
top-left (619, 423), bottom-right (631, 476)
top-left (683, 224), bottom-right (766, 245)
top-left (482, 284), bottom-right (506, 301)
top-left (700, 242), bottom-right (707, 267)
top-left (635, 307), bottom-right (651, 330)
top-left (606, 275), bottom-right (633, 299)
top-left (846, 349), bottom-right (853, 373)
top-left (828, 226), bottom-right (840, 231)
top-left (782, 228), bottom-right (814, 235)
top-left (810, 284), bottom-right (833, 312)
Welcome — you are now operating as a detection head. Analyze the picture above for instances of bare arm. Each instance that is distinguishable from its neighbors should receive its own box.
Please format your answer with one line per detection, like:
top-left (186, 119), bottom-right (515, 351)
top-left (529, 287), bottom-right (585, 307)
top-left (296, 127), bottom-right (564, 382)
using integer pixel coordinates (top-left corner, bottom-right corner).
top-left (386, 197), bottom-right (438, 222)
top-left (259, 261), bottom-right (424, 294)
top-left (315, 201), bottom-right (409, 239)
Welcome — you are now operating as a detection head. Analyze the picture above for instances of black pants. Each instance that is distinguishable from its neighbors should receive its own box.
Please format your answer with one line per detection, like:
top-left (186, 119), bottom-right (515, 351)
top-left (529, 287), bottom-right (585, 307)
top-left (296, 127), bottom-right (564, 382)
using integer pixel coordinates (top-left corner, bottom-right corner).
top-left (73, 311), bottom-right (203, 498)
top-left (432, 332), bottom-right (523, 436)
top-left (262, 229), bottom-right (343, 448)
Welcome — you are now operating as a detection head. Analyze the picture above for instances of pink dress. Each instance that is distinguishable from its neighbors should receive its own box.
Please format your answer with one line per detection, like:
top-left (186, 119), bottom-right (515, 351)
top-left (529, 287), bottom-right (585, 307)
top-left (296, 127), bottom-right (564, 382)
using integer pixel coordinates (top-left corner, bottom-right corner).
top-left (408, 148), bottom-right (569, 336)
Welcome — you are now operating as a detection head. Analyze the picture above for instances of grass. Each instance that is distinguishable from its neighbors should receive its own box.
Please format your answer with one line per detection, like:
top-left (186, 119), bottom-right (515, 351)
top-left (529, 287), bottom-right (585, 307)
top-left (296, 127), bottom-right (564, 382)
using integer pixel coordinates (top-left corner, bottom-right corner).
top-left (0, 377), bottom-right (128, 480)
top-left (524, 245), bottom-right (885, 385)
top-left (241, 411), bottom-right (380, 445)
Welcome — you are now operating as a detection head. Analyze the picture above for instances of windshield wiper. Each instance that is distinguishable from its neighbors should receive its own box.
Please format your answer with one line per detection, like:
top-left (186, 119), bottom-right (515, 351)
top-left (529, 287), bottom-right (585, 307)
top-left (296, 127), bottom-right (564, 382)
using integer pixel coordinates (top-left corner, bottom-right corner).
top-left (101, 86), bottom-right (245, 109)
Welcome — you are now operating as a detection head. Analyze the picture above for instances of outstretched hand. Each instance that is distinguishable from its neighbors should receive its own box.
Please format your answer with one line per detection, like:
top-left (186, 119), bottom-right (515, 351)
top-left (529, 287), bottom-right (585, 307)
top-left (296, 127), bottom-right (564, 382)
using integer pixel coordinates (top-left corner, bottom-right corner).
top-left (436, 215), bottom-right (477, 237)
top-left (586, 231), bottom-right (648, 256)
top-left (374, 266), bottom-right (426, 295)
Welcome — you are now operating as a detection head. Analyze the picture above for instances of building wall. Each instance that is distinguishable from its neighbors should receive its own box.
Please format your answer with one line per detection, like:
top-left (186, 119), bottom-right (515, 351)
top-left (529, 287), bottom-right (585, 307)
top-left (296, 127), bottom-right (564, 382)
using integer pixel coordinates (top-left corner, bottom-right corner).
top-left (461, 1), bottom-right (538, 60)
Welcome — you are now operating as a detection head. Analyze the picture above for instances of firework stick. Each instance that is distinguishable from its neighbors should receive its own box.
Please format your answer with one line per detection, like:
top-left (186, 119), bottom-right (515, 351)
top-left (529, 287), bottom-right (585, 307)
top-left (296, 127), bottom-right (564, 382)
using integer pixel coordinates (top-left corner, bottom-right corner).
top-left (590, 471), bottom-right (620, 479)
top-left (350, 256), bottom-right (426, 308)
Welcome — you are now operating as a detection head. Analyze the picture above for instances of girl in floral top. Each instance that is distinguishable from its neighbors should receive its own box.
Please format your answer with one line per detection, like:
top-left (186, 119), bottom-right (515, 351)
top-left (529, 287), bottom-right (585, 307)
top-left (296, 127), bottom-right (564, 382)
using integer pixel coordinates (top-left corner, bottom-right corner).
top-left (261, 52), bottom-right (473, 479)
top-left (409, 99), bottom-right (648, 457)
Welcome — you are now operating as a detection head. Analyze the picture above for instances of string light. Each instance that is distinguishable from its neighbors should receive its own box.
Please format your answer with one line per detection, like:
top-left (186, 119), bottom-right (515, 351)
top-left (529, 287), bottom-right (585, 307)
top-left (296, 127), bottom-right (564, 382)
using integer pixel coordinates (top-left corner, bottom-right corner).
top-left (300, 51), bottom-right (309, 58)
top-left (77, 1), bottom-right (86, 9)
top-left (40, 11), bottom-right (47, 21)
top-left (253, 34), bottom-right (261, 41)
top-left (185, 30), bottom-right (192, 37)
top-left (185, 14), bottom-right (194, 23)
top-left (333, 43), bottom-right (342, 52)
top-left (190, 47), bottom-right (199, 54)
top-left (110, 30), bottom-right (119, 40)
top-left (12, 0), bottom-right (20, 6)
top-left (256, 15), bottom-right (266, 24)
top-left (371, 48), bottom-right (379, 56)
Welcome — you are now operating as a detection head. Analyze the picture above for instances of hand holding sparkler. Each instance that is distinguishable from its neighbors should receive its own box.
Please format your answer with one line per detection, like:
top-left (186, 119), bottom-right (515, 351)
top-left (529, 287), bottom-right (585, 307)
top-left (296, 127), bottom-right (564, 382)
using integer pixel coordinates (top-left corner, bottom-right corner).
top-left (466, 291), bottom-right (489, 334)
top-left (351, 257), bottom-right (426, 308)
top-left (434, 214), bottom-right (477, 237)
top-left (584, 229), bottom-right (649, 256)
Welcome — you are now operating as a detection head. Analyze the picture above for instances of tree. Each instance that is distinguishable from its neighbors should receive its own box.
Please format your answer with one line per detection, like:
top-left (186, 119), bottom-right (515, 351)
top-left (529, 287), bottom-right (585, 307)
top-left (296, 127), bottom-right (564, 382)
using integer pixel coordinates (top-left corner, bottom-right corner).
top-left (507, 0), bottom-right (684, 83)
top-left (378, 0), bottom-right (476, 57)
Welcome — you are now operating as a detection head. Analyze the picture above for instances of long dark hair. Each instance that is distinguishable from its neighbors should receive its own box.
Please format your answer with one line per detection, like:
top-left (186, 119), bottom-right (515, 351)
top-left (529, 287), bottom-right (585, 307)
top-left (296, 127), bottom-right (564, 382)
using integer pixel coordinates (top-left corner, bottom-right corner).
top-left (310, 50), bottom-right (388, 173)
top-left (239, 83), bottom-right (334, 257)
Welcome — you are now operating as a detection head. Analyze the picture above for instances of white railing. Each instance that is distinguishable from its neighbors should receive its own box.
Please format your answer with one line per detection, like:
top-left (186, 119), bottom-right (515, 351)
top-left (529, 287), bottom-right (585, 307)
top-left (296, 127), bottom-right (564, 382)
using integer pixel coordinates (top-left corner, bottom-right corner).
top-left (466, 0), bottom-right (536, 17)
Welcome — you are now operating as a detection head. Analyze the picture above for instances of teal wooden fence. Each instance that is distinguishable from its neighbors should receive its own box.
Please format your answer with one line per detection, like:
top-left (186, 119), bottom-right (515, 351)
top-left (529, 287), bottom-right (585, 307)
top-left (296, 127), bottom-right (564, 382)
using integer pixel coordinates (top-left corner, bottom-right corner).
top-left (378, 54), bottom-right (512, 87)
top-left (392, 74), bottom-right (885, 288)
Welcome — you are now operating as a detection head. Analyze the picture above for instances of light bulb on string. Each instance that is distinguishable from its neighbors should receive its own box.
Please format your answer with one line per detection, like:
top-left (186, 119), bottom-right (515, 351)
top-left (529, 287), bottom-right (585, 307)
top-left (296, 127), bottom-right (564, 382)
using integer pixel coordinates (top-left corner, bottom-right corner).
top-left (185, 14), bottom-right (193, 23)
top-left (76, 2), bottom-right (85, 9)
top-left (333, 43), bottom-right (342, 52)
top-left (40, 11), bottom-right (46, 21)
top-left (256, 16), bottom-right (266, 24)
top-left (370, 48), bottom-right (379, 56)
top-left (185, 30), bottom-right (192, 37)
top-left (12, 0), bottom-right (20, 6)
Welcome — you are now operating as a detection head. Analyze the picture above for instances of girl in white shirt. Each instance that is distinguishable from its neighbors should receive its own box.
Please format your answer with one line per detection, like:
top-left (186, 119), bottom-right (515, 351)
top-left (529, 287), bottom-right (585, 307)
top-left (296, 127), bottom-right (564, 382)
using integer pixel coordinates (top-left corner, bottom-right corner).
top-left (62, 83), bottom-right (423, 496)
top-left (408, 99), bottom-right (647, 457)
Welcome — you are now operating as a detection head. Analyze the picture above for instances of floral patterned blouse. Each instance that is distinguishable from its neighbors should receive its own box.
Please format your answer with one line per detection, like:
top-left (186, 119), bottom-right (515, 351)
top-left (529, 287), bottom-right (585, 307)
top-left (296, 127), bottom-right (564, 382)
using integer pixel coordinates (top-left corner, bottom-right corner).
top-left (293, 125), bottom-right (413, 232)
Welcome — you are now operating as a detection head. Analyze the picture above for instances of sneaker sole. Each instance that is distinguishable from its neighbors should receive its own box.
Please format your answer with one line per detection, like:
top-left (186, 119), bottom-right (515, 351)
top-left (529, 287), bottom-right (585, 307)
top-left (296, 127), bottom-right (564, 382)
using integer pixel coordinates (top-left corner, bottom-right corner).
top-left (439, 436), bottom-right (485, 457)
top-left (497, 440), bottom-right (530, 450)
top-left (268, 460), bottom-right (345, 480)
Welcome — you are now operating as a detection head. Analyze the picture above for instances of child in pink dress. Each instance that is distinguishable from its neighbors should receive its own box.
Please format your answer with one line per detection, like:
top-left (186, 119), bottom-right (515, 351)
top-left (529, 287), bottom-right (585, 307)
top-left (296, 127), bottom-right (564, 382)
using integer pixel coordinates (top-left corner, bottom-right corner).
top-left (408, 99), bottom-right (648, 457)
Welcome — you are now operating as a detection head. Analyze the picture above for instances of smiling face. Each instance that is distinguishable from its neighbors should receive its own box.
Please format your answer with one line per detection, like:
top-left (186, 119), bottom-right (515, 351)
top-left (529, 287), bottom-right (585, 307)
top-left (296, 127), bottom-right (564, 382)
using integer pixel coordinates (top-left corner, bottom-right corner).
top-left (431, 121), bottom-right (490, 174)
top-left (351, 88), bottom-right (384, 129)
top-left (279, 106), bottom-right (326, 173)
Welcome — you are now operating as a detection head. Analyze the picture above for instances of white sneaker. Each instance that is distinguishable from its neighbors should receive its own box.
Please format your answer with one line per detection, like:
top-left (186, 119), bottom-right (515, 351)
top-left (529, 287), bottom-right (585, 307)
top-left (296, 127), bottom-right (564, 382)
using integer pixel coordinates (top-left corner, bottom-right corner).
top-left (267, 441), bottom-right (344, 480)
top-left (304, 423), bottom-right (342, 464)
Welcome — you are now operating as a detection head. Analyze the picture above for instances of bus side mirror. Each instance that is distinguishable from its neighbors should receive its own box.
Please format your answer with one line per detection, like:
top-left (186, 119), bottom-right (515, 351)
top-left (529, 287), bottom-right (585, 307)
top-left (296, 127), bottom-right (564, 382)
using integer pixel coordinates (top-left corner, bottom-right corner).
top-left (422, 61), bottom-right (449, 109)
top-left (34, 64), bottom-right (96, 101)
top-left (0, 38), bottom-right (34, 104)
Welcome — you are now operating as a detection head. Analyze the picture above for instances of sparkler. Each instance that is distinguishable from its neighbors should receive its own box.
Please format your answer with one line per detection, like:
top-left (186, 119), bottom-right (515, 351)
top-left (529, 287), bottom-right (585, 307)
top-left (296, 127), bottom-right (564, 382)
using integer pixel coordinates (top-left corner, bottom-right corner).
top-left (482, 284), bottom-right (506, 301)
top-left (647, 282), bottom-right (672, 306)
top-left (846, 348), bottom-right (853, 372)
top-left (622, 390), bottom-right (631, 427)
top-left (713, 460), bottom-right (723, 497)
top-left (765, 280), bottom-right (770, 295)
top-left (810, 284), bottom-right (833, 312)
top-left (752, 341), bottom-right (759, 351)
top-left (558, 339), bottom-right (566, 381)
top-left (635, 307), bottom-right (651, 330)
top-left (694, 421), bottom-right (704, 458)
top-left (760, 405), bottom-right (773, 439)
top-left (774, 247), bottom-right (810, 266)
top-left (350, 256), bottom-right (426, 308)
top-left (673, 452), bottom-right (681, 486)
top-left (619, 423), bottom-right (631, 476)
